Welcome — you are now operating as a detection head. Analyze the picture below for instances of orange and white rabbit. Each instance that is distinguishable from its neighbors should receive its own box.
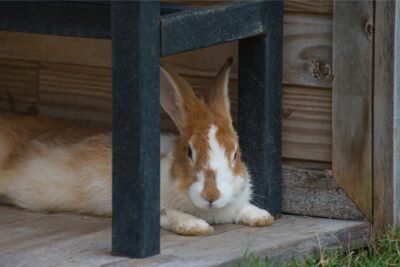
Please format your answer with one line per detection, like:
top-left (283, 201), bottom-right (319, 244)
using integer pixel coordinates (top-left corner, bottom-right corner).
top-left (0, 58), bottom-right (273, 236)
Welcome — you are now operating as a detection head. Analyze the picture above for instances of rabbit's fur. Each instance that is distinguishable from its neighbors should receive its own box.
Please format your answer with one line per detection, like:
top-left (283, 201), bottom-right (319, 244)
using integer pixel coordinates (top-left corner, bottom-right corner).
top-left (0, 58), bottom-right (273, 235)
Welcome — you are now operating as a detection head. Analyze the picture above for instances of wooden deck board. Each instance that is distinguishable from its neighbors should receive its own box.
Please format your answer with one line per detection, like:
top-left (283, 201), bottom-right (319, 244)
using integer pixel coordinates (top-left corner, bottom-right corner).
top-left (0, 205), bottom-right (370, 267)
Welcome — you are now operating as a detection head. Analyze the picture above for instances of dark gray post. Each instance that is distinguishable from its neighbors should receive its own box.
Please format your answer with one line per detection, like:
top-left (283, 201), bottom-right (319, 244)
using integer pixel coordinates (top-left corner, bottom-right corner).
top-left (238, 1), bottom-right (283, 217)
top-left (111, 1), bottom-right (160, 258)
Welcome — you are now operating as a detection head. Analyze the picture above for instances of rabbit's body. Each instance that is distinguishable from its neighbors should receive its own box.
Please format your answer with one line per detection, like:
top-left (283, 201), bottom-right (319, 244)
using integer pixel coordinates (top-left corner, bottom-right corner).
top-left (0, 58), bottom-right (274, 236)
top-left (0, 115), bottom-right (112, 216)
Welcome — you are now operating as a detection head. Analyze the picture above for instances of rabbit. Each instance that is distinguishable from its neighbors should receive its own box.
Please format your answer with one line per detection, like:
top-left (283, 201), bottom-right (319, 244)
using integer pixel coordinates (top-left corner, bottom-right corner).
top-left (0, 57), bottom-right (273, 236)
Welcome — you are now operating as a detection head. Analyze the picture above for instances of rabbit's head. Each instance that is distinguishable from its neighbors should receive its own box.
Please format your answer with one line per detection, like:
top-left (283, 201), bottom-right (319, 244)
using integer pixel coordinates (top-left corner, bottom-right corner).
top-left (160, 58), bottom-right (249, 210)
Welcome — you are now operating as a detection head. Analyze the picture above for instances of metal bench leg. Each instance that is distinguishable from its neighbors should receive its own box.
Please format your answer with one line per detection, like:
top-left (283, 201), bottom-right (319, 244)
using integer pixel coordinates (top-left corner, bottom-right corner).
top-left (111, 1), bottom-right (160, 258)
top-left (238, 1), bottom-right (283, 217)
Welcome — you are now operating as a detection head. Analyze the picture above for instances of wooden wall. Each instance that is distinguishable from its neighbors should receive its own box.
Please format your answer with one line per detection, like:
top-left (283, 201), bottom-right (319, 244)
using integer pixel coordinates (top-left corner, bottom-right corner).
top-left (0, 0), bottom-right (333, 168)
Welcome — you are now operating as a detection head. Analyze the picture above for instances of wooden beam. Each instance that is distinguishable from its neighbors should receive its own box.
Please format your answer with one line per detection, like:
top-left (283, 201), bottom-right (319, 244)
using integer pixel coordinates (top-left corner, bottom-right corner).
top-left (373, 0), bottom-right (400, 230)
top-left (238, 0), bottom-right (284, 216)
top-left (332, 1), bottom-right (373, 219)
top-left (0, 12), bottom-right (332, 89)
top-left (111, 1), bottom-right (160, 257)
top-left (162, 0), bottom-right (333, 15)
top-left (0, 2), bottom-right (111, 39)
top-left (161, 1), bottom-right (267, 56)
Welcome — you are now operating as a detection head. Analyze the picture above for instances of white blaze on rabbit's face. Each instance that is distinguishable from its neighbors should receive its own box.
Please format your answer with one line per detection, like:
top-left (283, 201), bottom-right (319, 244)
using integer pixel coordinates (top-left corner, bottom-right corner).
top-left (160, 57), bottom-right (249, 211)
top-left (188, 125), bottom-right (246, 210)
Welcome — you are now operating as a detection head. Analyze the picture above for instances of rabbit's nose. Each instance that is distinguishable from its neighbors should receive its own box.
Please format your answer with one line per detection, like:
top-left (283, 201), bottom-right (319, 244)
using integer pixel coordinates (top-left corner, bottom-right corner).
top-left (201, 168), bottom-right (220, 206)
top-left (201, 190), bottom-right (220, 205)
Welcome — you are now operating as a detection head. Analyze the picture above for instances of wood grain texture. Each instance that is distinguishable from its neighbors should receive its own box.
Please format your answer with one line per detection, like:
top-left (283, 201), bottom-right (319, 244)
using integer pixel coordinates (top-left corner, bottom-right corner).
top-left (282, 167), bottom-right (364, 220)
top-left (373, 0), bottom-right (400, 230)
top-left (37, 62), bottom-right (331, 163)
top-left (285, 0), bottom-right (332, 15)
top-left (0, 205), bottom-right (370, 267)
top-left (0, 12), bottom-right (331, 88)
top-left (283, 86), bottom-right (331, 162)
top-left (0, 59), bottom-right (38, 114)
top-left (38, 63), bottom-right (112, 124)
top-left (283, 14), bottom-right (332, 88)
top-left (162, 0), bottom-right (333, 15)
top-left (332, 1), bottom-right (373, 220)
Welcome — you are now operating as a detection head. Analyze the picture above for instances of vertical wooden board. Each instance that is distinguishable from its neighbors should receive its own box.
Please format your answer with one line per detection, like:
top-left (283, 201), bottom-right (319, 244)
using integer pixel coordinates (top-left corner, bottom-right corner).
top-left (373, 0), bottom-right (400, 229)
top-left (0, 58), bottom-right (39, 113)
top-left (332, 1), bottom-right (373, 219)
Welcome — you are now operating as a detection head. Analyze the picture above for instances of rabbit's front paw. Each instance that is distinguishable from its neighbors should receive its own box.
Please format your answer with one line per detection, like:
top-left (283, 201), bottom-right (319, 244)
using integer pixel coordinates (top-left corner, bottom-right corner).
top-left (174, 218), bottom-right (214, 236)
top-left (238, 205), bottom-right (274, 227)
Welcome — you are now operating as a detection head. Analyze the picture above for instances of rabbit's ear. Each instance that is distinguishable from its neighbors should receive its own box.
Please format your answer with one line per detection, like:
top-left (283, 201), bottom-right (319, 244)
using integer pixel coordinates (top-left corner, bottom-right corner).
top-left (160, 64), bottom-right (201, 131)
top-left (208, 57), bottom-right (233, 123)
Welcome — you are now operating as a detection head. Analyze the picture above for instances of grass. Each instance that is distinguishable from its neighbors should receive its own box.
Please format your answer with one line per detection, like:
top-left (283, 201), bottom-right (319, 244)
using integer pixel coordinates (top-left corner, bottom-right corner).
top-left (239, 227), bottom-right (400, 267)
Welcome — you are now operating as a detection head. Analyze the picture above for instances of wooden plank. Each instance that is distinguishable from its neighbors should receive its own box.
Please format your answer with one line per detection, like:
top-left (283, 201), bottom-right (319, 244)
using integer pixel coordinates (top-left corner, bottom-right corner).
top-left (282, 167), bottom-right (364, 220)
top-left (111, 1), bottom-right (160, 257)
top-left (285, 0), bottom-right (332, 15)
top-left (0, 205), bottom-right (370, 267)
top-left (0, 32), bottom-right (112, 67)
top-left (117, 216), bottom-right (370, 267)
top-left (37, 63), bottom-right (331, 163)
top-left (332, 1), bottom-right (373, 219)
top-left (161, 1), bottom-right (268, 56)
top-left (0, 2), bottom-right (111, 39)
top-left (283, 14), bottom-right (332, 88)
top-left (373, 0), bottom-right (400, 230)
top-left (38, 63), bottom-right (112, 124)
top-left (162, 0), bottom-right (333, 15)
top-left (0, 59), bottom-right (38, 114)
top-left (238, 2), bottom-right (284, 216)
top-left (282, 86), bottom-right (331, 162)
top-left (0, 12), bottom-right (331, 88)
top-left (164, 13), bottom-right (332, 88)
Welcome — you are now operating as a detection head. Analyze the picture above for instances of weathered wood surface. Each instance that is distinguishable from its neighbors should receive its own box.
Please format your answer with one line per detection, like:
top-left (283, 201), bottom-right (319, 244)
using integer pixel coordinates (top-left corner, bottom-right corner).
top-left (33, 62), bottom-right (332, 162)
top-left (162, 0), bottom-right (333, 15)
top-left (38, 63), bottom-right (112, 124)
top-left (282, 167), bottom-right (364, 220)
top-left (0, 205), bottom-right (370, 267)
top-left (0, 11), bottom-right (333, 164)
top-left (0, 12), bottom-right (332, 88)
top-left (373, 0), bottom-right (400, 230)
top-left (332, 1), bottom-right (373, 220)
top-left (0, 59), bottom-right (38, 114)
top-left (284, 0), bottom-right (332, 15)
top-left (283, 14), bottom-right (332, 88)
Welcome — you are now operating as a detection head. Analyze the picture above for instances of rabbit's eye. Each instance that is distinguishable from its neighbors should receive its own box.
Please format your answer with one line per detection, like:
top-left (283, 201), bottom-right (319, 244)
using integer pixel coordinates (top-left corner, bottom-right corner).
top-left (187, 146), bottom-right (193, 160)
top-left (233, 151), bottom-right (237, 162)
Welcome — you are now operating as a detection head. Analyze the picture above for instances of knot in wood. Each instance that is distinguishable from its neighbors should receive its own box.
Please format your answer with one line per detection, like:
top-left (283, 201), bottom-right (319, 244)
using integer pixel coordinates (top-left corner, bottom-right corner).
top-left (364, 16), bottom-right (374, 41)
top-left (310, 60), bottom-right (332, 81)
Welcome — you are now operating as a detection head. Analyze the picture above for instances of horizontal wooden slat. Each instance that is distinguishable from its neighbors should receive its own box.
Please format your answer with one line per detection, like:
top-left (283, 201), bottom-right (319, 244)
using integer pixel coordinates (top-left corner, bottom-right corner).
top-left (161, 1), bottom-right (268, 56)
top-left (38, 63), bottom-right (331, 163)
top-left (285, 0), bottom-right (332, 15)
top-left (0, 2), bottom-right (111, 39)
top-left (163, 0), bottom-right (333, 15)
top-left (283, 14), bottom-right (332, 88)
top-left (39, 63), bottom-right (111, 124)
top-left (0, 59), bottom-right (38, 114)
top-left (0, 12), bottom-right (331, 88)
